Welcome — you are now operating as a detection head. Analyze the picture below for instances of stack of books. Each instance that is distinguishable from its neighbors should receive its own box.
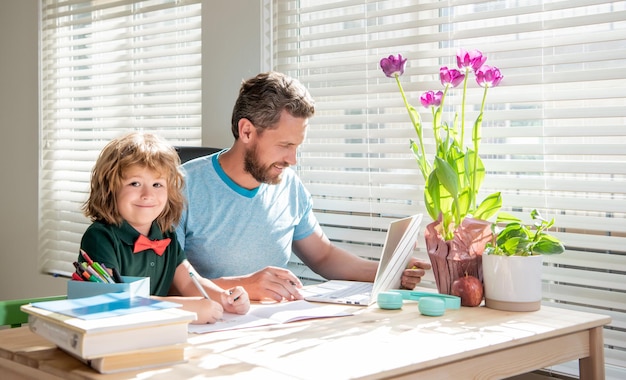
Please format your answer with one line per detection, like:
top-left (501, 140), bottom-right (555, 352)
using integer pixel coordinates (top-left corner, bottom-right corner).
top-left (20, 292), bottom-right (196, 374)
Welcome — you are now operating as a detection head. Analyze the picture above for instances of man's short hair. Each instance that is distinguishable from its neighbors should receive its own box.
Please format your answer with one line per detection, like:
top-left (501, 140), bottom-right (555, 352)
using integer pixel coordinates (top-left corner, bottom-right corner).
top-left (231, 71), bottom-right (315, 139)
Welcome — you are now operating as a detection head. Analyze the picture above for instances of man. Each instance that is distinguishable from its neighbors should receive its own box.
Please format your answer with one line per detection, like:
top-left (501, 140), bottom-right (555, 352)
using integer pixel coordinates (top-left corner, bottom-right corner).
top-left (176, 71), bottom-right (431, 302)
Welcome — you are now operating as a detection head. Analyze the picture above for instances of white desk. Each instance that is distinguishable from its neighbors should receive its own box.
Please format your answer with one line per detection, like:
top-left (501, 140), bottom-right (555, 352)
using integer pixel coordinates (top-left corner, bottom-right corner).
top-left (0, 302), bottom-right (611, 380)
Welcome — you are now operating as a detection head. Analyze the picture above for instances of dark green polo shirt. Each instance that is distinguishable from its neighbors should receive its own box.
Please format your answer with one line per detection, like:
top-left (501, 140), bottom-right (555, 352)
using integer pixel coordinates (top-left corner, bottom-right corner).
top-left (78, 220), bottom-right (186, 296)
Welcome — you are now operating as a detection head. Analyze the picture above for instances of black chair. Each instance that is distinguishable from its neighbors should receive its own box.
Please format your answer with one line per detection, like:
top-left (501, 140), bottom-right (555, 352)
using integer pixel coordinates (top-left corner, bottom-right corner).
top-left (174, 146), bottom-right (222, 164)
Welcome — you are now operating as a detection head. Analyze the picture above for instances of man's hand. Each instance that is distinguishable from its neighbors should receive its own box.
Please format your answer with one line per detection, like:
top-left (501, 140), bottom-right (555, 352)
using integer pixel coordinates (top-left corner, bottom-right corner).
top-left (241, 266), bottom-right (304, 302)
top-left (400, 258), bottom-right (432, 289)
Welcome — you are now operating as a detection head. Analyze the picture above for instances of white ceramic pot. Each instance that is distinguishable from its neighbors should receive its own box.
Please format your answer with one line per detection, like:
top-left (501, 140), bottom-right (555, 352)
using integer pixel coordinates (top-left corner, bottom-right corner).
top-left (482, 254), bottom-right (543, 312)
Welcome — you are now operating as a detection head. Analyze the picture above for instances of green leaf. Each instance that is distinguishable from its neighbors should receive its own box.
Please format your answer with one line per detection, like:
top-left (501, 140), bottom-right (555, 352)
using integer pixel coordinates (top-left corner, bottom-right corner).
top-left (441, 212), bottom-right (455, 240)
top-left (496, 212), bottom-right (522, 224)
top-left (469, 152), bottom-right (485, 190)
top-left (424, 172), bottom-right (441, 221)
top-left (407, 105), bottom-right (421, 128)
top-left (433, 106), bottom-right (442, 134)
top-left (501, 236), bottom-right (522, 255)
top-left (496, 224), bottom-right (525, 246)
top-left (434, 157), bottom-right (463, 224)
top-left (491, 210), bottom-right (564, 256)
top-left (434, 156), bottom-right (459, 197)
top-left (410, 139), bottom-right (430, 180)
top-left (473, 192), bottom-right (502, 220)
top-left (436, 182), bottom-right (454, 219)
top-left (456, 187), bottom-right (471, 219)
top-left (533, 236), bottom-right (565, 255)
top-left (472, 112), bottom-right (484, 147)
top-left (530, 209), bottom-right (541, 220)
top-left (448, 146), bottom-right (468, 188)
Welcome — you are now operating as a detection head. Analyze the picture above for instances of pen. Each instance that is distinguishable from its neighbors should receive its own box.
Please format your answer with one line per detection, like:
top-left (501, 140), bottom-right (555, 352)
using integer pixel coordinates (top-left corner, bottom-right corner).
top-left (73, 261), bottom-right (86, 278)
top-left (229, 289), bottom-right (240, 302)
top-left (189, 272), bottom-right (210, 299)
top-left (93, 262), bottom-right (115, 283)
top-left (81, 270), bottom-right (92, 281)
top-left (80, 249), bottom-right (94, 266)
top-left (80, 249), bottom-right (115, 283)
top-left (81, 262), bottom-right (105, 282)
top-left (110, 267), bottom-right (124, 283)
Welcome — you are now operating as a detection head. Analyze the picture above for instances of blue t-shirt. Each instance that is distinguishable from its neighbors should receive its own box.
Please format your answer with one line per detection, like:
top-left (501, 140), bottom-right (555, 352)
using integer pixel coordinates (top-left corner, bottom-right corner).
top-left (175, 151), bottom-right (318, 279)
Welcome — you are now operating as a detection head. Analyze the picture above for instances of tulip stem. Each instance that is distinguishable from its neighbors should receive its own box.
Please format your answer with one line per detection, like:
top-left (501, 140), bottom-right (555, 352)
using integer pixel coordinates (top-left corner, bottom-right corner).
top-left (460, 67), bottom-right (470, 145)
top-left (471, 86), bottom-right (489, 209)
top-left (395, 74), bottom-right (427, 176)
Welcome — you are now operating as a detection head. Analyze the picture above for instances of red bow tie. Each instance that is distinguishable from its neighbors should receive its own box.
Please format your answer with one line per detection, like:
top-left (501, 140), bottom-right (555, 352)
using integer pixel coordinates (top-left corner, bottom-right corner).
top-left (133, 235), bottom-right (171, 256)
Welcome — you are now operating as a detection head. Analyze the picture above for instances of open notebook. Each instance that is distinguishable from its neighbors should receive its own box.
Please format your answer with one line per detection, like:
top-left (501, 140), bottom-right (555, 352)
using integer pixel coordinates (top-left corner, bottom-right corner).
top-left (302, 214), bottom-right (423, 306)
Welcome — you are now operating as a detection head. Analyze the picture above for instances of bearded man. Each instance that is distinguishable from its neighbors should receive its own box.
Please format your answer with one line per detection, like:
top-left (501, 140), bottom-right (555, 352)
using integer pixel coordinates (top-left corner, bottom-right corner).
top-left (176, 72), bottom-right (430, 302)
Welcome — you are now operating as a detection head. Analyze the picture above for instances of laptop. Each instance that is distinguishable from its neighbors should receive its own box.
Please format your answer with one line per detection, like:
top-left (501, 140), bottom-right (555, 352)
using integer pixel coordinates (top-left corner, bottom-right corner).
top-left (302, 214), bottom-right (423, 306)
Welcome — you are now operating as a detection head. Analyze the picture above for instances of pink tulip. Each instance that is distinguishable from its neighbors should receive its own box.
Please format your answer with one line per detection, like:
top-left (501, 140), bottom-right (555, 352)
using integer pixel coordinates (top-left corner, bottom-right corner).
top-left (380, 54), bottom-right (407, 78)
top-left (457, 48), bottom-right (486, 71)
top-left (440, 67), bottom-right (465, 87)
top-left (420, 90), bottom-right (443, 108)
top-left (476, 65), bottom-right (503, 88)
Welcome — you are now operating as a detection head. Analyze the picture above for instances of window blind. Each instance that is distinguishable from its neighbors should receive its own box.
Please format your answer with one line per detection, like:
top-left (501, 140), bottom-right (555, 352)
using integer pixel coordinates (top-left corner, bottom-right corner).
top-left (39, 0), bottom-right (202, 277)
top-left (273, 0), bottom-right (626, 377)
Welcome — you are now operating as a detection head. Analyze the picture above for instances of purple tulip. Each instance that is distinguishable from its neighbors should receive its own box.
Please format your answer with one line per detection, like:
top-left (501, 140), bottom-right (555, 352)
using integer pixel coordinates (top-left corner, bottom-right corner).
top-left (440, 67), bottom-right (465, 87)
top-left (420, 90), bottom-right (443, 108)
top-left (380, 54), bottom-right (407, 78)
top-left (475, 65), bottom-right (503, 88)
top-left (457, 48), bottom-right (487, 71)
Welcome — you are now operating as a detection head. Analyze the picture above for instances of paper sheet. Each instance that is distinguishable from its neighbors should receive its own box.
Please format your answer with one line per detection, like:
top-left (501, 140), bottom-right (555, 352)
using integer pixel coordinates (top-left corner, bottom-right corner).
top-left (188, 300), bottom-right (354, 333)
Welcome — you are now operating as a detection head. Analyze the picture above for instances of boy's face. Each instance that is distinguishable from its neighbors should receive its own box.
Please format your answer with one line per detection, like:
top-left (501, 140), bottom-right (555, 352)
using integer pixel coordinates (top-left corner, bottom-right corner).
top-left (116, 164), bottom-right (168, 235)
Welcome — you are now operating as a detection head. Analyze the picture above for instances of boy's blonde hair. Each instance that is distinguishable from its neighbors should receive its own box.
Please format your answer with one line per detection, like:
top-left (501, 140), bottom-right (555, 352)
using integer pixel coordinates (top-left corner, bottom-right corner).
top-left (82, 132), bottom-right (185, 232)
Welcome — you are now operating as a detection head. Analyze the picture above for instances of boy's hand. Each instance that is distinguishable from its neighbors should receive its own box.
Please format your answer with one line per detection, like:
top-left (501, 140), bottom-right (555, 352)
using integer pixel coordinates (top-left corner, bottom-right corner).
top-left (222, 286), bottom-right (250, 314)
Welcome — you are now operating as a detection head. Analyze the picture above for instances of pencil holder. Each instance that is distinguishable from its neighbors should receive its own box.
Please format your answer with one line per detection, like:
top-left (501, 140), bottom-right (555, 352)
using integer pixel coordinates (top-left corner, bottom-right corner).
top-left (67, 276), bottom-right (150, 299)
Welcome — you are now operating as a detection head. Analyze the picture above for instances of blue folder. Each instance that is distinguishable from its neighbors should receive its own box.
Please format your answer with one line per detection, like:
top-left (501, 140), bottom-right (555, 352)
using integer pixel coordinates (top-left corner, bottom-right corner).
top-left (30, 292), bottom-right (181, 320)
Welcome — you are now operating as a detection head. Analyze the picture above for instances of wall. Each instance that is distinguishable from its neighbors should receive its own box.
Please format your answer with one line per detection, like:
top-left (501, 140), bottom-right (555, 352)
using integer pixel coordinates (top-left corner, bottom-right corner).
top-left (0, 1), bottom-right (64, 300)
top-left (202, 1), bottom-right (264, 148)
top-left (0, 0), bottom-right (262, 301)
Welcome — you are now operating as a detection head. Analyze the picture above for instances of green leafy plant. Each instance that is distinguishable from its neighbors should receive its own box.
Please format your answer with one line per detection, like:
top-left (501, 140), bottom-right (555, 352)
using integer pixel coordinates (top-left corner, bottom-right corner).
top-left (380, 49), bottom-right (504, 240)
top-left (485, 209), bottom-right (565, 256)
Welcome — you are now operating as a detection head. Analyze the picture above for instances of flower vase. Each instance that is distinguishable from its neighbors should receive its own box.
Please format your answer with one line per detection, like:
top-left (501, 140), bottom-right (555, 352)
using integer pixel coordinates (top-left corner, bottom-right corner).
top-left (425, 217), bottom-right (492, 295)
top-left (482, 254), bottom-right (543, 312)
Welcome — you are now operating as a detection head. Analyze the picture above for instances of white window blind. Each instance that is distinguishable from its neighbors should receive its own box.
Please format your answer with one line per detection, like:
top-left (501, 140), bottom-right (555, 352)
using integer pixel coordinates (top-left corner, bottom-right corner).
top-left (273, 0), bottom-right (626, 377)
top-left (39, 0), bottom-right (202, 277)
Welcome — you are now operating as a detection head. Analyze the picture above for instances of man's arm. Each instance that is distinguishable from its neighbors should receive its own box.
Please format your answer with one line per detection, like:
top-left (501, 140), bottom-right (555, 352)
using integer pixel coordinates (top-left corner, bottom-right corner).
top-left (292, 225), bottom-right (378, 281)
top-left (293, 225), bottom-right (431, 289)
top-left (210, 266), bottom-right (304, 303)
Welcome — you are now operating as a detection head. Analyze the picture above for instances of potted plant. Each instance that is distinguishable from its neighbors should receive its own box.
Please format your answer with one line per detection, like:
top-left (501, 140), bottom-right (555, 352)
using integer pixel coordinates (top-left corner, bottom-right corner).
top-left (482, 209), bottom-right (565, 311)
top-left (380, 49), bottom-right (504, 297)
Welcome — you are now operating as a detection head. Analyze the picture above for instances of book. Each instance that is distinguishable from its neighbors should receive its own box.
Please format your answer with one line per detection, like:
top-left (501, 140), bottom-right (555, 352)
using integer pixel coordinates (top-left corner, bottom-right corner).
top-left (188, 299), bottom-right (354, 334)
top-left (67, 344), bottom-right (188, 374)
top-left (29, 292), bottom-right (182, 320)
top-left (21, 304), bottom-right (196, 359)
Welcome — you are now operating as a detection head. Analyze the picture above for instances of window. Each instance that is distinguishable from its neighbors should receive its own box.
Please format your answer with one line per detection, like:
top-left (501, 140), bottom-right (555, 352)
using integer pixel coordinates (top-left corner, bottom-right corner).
top-left (39, 0), bottom-right (202, 276)
top-left (273, 0), bottom-right (626, 377)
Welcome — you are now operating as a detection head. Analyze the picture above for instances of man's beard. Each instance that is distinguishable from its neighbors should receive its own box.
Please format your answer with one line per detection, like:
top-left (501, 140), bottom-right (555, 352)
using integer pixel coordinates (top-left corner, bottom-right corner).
top-left (244, 144), bottom-right (288, 185)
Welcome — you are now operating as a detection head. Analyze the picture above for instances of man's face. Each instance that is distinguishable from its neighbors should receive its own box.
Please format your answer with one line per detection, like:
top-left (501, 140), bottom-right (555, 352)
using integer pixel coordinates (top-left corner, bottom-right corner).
top-left (244, 110), bottom-right (308, 185)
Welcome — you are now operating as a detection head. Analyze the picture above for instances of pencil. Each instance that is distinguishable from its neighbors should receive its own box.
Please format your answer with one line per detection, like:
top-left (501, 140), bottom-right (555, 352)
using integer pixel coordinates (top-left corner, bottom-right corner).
top-left (189, 272), bottom-right (210, 299)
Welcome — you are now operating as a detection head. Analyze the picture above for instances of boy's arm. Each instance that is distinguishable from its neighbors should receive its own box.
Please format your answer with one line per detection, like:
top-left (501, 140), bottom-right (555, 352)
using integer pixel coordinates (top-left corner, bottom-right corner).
top-left (171, 260), bottom-right (250, 315)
